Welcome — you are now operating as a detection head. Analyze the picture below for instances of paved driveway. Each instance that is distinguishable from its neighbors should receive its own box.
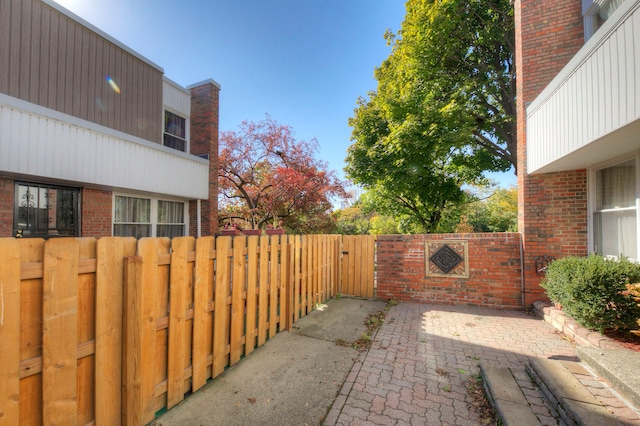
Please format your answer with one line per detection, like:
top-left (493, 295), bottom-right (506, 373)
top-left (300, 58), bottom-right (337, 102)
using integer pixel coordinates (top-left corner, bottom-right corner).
top-left (326, 303), bottom-right (640, 425)
top-left (155, 299), bottom-right (640, 425)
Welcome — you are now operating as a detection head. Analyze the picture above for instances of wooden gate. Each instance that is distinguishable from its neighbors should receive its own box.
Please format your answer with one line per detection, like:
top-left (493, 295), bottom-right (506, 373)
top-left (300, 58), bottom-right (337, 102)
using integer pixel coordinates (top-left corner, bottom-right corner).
top-left (341, 235), bottom-right (376, 297)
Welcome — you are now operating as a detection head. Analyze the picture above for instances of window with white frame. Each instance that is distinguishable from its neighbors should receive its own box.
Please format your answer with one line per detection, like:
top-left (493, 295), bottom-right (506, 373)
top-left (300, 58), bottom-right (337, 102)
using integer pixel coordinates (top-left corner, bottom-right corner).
top-left (593, 158), bottom-right (637, 260)
top-left (164, 110), bottom-right (187, 152)
top-left (583, 0), bottom-right (626, 41)
top-left (113, 195), bottom-right (187, 238)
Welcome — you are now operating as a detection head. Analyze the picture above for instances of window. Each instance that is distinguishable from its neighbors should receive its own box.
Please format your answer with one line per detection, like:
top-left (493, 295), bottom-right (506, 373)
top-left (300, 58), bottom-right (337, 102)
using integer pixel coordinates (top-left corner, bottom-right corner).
top-left (164, 110), bottom-right (187, 152)
top-left (593, 159), bottom-right (637, 259)
top-left (14, 182), bottom-right (80, 238)
top-left (583, 0), bottom-right (625, 41)
top-left (113, 196), bottom-right (151, 238)
top-left (113, 195), bottom-right (186, 238)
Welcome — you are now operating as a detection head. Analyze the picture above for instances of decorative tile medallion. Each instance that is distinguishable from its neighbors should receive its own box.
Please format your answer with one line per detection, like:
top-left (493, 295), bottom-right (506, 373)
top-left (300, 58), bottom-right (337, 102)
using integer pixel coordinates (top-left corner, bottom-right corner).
top-left (425, 239), bottom-right (469, 278)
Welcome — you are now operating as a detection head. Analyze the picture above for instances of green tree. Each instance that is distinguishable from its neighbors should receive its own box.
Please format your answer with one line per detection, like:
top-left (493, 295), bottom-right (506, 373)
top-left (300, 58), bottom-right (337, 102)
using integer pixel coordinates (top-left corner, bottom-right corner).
top-left (346, 0), bottom-right (515, 232)
top-left (369, 214), bottom-right (400, 235)
top-left (334, 205), bottom-right (372, 235)
top-left (457, 185), bottom-right (517, 232)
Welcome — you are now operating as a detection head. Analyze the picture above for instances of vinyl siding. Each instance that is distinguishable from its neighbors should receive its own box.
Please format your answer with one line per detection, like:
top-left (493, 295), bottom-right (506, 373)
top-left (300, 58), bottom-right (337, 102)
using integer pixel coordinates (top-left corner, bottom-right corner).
top-left (527, 0), bottom-right (640, 173)
top-left (0, 0), bottom-right (163, 143)
top-left (0, 97), bottom-right (209, 199)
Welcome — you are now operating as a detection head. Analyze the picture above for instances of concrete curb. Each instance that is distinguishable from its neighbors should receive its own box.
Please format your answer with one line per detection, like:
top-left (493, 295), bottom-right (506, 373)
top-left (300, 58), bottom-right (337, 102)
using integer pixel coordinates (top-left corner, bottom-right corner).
top-left (577, 346), bottom-right (640, 408)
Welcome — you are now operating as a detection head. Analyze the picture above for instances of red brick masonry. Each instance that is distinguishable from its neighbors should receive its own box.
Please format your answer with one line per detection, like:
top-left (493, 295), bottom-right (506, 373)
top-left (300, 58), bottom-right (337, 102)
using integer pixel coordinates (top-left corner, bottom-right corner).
top-left (376, 233), bottom-right (525, 309)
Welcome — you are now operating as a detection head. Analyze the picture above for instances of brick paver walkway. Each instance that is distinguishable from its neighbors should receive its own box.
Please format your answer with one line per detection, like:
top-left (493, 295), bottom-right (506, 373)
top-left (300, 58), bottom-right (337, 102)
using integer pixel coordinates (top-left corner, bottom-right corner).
top-left (325, 303), bottom-right (640, 425)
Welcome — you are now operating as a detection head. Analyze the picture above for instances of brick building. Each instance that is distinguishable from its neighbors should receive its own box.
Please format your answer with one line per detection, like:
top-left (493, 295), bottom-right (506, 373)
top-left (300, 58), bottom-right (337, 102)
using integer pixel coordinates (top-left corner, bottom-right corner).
top-left (0, 0), bottom-right (220, 238)
top-left (516, 0), bottom-right (640, 305)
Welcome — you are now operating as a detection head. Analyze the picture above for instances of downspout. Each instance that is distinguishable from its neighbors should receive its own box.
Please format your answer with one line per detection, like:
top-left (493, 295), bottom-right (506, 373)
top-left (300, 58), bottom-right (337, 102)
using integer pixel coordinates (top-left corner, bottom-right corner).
top-left (197, 199), bottom-right (202, 237)
top-left (519, 232), bottom-right (525, 309)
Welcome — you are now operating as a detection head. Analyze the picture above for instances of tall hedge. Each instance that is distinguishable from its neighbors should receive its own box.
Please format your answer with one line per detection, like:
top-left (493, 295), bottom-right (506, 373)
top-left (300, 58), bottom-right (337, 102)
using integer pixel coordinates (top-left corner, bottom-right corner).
top-left (541, 254), bottom-right (640, 332)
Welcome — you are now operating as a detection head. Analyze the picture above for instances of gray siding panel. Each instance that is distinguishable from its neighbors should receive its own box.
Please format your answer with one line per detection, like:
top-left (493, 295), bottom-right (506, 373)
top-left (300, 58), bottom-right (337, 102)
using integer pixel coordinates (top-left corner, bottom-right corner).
top-left (0, 0), bottom-right (163, 143)
top-left (0, 1), bottom-right (8, 95)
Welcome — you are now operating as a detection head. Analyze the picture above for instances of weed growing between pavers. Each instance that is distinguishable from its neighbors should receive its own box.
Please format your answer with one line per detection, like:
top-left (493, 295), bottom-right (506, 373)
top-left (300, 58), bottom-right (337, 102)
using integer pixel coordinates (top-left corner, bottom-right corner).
top-left (334, 300), bottom-right (396, 352)
top-left (465, 374), bottom-right (498, 425)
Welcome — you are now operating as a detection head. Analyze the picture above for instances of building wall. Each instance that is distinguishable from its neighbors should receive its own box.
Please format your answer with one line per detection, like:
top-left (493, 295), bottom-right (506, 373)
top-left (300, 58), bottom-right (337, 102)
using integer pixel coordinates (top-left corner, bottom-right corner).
top-left (376, 233), bottom-right (523, 309)
top-left (81, 188), bottom-right (112, 237)
top-left (0, 0), bottom-right (163, 143)
top-left (515, 0), bottom-right (589, 306)
top-left (189, 81), bottom-right (220, 236)
top-left (0, 177), bottom-right (14, 236)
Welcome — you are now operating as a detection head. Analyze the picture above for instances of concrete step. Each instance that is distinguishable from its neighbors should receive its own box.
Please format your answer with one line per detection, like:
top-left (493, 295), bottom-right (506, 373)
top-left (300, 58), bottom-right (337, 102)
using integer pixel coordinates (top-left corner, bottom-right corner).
top-left (576, 346), bottom-right (640, 409)
top-left (527, 358), bottom-right (622, 426)
top-left (481, 358), bottom-right (624, 426)
top-left (480, 363), bottom-right (542, 426)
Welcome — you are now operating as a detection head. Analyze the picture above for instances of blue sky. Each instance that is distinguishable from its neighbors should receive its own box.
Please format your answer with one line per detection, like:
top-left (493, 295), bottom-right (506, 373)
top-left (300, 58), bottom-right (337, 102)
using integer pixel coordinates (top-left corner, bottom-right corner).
top-left (53, 0), bottom-right (516, 188)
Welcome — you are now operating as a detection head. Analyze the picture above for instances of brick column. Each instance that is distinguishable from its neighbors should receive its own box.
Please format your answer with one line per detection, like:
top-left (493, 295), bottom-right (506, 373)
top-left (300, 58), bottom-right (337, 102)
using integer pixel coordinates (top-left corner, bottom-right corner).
top-left (0, 177), bottom-right (14, 236)
top-left (188, 80), bottom-right (220, 237)
top-left (515, 0), bottom-right (588, 306)
top-left (81, 188), bottom-right (113, 237)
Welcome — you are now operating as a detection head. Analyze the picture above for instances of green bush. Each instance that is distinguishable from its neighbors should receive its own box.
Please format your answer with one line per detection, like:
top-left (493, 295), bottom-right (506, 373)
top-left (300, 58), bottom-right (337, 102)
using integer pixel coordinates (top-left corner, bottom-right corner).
top-left (541, 254), bottom-right (640, 333)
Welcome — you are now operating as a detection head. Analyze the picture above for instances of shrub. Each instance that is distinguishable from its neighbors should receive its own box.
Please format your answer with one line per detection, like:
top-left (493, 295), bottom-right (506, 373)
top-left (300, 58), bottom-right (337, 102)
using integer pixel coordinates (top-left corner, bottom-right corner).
top-left (541, 254), bottom-right (640, 333)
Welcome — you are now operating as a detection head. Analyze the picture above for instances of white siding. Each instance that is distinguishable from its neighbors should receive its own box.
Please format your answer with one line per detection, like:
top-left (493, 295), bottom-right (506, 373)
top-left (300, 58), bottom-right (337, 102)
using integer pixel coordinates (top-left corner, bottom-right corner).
top-left (163, 78), bottom-right (191, 116)
top-left (527, 0), bottom-right (640, 174)
top-left (0, 98), bottom-right (209, 199)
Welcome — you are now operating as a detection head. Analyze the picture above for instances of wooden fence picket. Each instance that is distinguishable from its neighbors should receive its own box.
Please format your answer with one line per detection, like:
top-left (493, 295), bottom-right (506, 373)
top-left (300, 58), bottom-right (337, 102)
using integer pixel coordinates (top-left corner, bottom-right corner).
top-left (268, 235), bottom-right (279, 338)
top-left (212, 236), bottom-right (231, 377)
top-left (293, 235), bottom-right (301, 322)
top-left (245, 236), bottom-right (259, 355)
top-left (5, 233), bottom-right (351, 426)
top-left (230, 236), bottom-right (246, 365)
top-left (191, 236), bottom-right (214, 392)
top-left (95, 237), bottom-right (135, 425)
top-left (18, 238), bottom-right (45, 426)
top-left (167, 237), bottom-right (192, 408)
top-left (302, 235), bottom-right (310, 314)
top-left (42, 238), bottom-right (79, 426)
top-left (257, 236), bottom-right (269, 346)
top-left (0, 238), bottom-right (21, 425)
top-left (124, 238), bottom-right (160, 425)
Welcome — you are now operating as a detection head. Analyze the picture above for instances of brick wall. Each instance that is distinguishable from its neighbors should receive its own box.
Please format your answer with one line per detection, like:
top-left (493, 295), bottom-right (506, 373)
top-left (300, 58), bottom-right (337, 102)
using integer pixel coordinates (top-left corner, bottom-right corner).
top-left (189, 81), bottom-right (220, 236)
top-left (376, 233), bottom-right (523, 309)
top-left (0, 177), bottom-right (14, 236)
top-left (81, 188), bottom-right (112, 237)
top-left (515, 0), bottom-right (588, 306)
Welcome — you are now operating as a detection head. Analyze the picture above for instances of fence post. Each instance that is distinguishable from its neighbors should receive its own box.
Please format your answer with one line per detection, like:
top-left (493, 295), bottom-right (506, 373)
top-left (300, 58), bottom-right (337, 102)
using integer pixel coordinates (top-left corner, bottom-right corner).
top-left (0, 238), bottom-right (21, 424)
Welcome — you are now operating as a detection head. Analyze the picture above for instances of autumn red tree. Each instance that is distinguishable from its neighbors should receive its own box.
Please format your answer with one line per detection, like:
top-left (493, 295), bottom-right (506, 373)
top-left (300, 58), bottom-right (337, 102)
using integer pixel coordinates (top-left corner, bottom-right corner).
top-left (218, 116), bottom-right (348, 233)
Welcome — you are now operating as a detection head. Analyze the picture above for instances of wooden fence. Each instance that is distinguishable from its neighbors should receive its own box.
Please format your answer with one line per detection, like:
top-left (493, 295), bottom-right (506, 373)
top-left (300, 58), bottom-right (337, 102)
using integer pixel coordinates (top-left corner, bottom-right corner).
top-left (341, 235), bottom-right (376, 298)
top-left (0, 234), bottom-right (342, 425)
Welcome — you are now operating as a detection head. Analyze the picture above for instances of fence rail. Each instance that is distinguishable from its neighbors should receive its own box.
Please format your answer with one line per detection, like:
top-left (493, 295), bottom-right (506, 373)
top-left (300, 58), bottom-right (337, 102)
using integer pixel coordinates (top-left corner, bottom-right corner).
top-left (0, 234), bottom-right (346, 425)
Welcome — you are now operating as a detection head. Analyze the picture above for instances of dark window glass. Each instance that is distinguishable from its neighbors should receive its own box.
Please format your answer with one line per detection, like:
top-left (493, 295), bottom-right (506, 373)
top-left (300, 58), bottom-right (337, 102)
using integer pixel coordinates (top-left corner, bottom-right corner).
top-left (14, 183), bottom-right (79, 238)
top-left (164, 110), bottom-right (186, 152)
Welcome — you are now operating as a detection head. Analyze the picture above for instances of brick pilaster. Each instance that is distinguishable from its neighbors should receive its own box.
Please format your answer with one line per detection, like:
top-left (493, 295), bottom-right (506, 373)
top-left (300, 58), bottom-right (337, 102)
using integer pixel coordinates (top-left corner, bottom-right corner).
top-left (188, 80), bottom-right (221, 237)
top-left (515, 0), bottom-right (588, 306)
top-left (0, 177), bottom-right (14, 236)
top-left (81, 188), bottom-right (113, 237)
